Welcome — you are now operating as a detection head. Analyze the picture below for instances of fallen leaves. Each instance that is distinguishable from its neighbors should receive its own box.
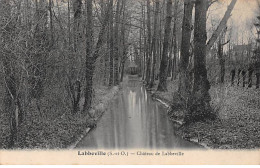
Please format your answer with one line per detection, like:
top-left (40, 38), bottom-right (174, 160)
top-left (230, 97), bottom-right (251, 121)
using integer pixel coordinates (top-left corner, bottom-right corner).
top-left (154, 80), bottom-right (260, 149)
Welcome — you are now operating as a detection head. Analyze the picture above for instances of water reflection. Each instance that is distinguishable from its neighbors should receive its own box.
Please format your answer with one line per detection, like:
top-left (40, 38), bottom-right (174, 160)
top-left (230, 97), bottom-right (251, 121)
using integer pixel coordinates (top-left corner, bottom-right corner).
top-left (76, 77), bottom-right (202, 149)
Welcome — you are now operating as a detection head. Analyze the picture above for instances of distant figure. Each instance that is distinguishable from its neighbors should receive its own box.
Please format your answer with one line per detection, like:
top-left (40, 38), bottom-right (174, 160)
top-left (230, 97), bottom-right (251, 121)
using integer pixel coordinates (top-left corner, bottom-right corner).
top-left (256, 62), bottom-right (260, 89)
top-left (248, 67), bottom-right (254, 88)
top-left (231, 69), bottom-right (235, 86)
top-left (256, 73), bottom-right (260, 89)
top-left (237, 68), bottom-right (241, 86)
top-left (242, 70), bottom-right (246, 87)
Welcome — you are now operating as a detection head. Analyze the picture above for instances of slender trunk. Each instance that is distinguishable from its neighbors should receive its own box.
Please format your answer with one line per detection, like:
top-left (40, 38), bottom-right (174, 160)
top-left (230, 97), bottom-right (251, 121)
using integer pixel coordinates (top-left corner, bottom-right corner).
top-left (1, 0), bottom-right (19, 148)
top-left (31, 0), bottom-right (47, 103)
top-left (73, 80), bottom-right (81, 113)
top-left (139, 25), bottom-right (143, 77)
top-left (157, 0), bottom-right (172, 92)
top-left (206, 0), bottom-right (237, 53)
top-left (3, 57), bottom-right (18, 148)
top-left (108, 0), bottom-right (114, 86)
top-left (145, 0), bottom-right (152, 84)
top-left (171, 0), bottom-right (178, 81)
top-left (119, 0), bottom-right (127, 81)
top-left (168, 19), bottom-right (174, 78)
top-left (148, 0), bottom-right (159, 88)
top-left (73, 0), bottom-right (82, 51)
top-left (49, 0), bottom-right (54, 47)
top-left (120, 62), bottom-right (126, 82)
top-left (104, 26), bottom-right (109, 85)
top-left (156, 0), bottom-right (164, 80)
top-left (68, 0), bottom-right (71, 48)
top-left (218, 39), bottom-right (225, 84)
top-left (101, 0), bottom-right (108, 86)
top-left (178, 0), bottom-right (193, 98)
top-left (220, 58), bottom-right (225, 83)
top-left (113, 0), bottom-right (121, 85)
top-left (167, 58), bottom-right (172, 77)
top-left (142, 4), bottom-right (147, 80)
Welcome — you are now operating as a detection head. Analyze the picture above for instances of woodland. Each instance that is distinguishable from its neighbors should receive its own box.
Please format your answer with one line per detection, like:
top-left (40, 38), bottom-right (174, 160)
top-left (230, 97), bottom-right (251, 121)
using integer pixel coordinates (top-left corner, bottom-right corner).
top-left (0, 0), bottom-right (259, 149)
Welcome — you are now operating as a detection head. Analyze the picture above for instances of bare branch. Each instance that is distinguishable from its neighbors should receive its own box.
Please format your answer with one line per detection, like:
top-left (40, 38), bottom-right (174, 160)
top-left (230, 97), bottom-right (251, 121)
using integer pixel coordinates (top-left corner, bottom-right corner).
top-left (206, 0), bottom-right (237, 54)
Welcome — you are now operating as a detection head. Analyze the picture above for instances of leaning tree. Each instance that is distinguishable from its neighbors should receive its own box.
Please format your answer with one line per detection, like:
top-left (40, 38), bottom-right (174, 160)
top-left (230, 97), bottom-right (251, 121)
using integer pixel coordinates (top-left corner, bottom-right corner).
top-left (253, 14), bottom-right (260, 89)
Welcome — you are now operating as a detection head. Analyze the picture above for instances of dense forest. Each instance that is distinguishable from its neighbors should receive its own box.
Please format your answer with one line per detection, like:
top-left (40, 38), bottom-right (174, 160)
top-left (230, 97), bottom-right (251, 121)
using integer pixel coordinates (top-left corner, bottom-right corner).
top-left (0, 0), bottom-right (259, 149)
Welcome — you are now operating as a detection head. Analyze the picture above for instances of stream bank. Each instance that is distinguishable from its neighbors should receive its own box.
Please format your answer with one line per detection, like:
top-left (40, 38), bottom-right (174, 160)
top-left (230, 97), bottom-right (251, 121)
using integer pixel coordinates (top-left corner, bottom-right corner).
top-left (150, 79), bottom-right (260, 149)
top-left (68, 86), bottom-right (119, 149)
top-left (0, 86), bottom-right (119, 149)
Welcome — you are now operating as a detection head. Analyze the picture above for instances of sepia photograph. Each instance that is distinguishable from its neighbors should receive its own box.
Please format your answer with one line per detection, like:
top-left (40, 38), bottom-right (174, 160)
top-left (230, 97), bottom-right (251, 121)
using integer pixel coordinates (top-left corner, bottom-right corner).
top-left (0, 0), bottom-right (259, 165)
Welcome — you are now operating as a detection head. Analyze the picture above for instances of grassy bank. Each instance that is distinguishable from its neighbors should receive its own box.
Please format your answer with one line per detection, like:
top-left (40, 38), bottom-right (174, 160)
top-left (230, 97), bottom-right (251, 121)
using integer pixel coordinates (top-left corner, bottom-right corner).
top-left (152, 79), bottom-right (260, 149)
top-left (0, 86), bottom-right (119, 149)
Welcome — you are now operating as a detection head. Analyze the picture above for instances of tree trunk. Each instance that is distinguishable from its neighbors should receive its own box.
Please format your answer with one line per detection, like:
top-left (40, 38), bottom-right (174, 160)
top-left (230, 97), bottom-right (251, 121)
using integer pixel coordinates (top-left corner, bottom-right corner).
top-left (148, 0), bottom-right (160, 88)
top-left (145, 0), bottom-right (152, 85)
top-left (171, 0), bottom-right (179, 81)
top-left (157, 0), bottom-right (172, 92)
top-left (187, 0), bottom-right (215, 123)
top-left (31, 0), bottom-right (48, 101)
top-left (104, 26), bottom-right (109, 85)
top-left (141, 4), bottom-right (147, 80)
top-left (120, 62), bottom-right (126, 82)
top-left (73, 0), bottom-right (82, 51)
top-left (178, 0), bottom-right (193, 98)
top-left (83, 0), bottom-right (111, 112)
top-left (120, 0), bottom-right (127, 82)
top-left (139, 25), bottom-right (143, 77)
top-left (73, 80), bottom-right (81, 113)
top-left (220, 58), bottom-right (225, 84)
top-left (49, 0), bottom-right (54, 47)
top-left (108, 0), bottom-right (114, 86)
top-left (83, 0), bottom-right (94, 112)
top-left (67, 0), bottom-right (71, 48)
top-left (84, 58), bottom-right (95, 112)
top-left (0, 0), bottom-right (19, 148)
top-left (3, 57), bottom-right (18, 148)
top-left (113, 0), bottom-right (121, 85)
top-left (218, 39), bottom-right (225, 84)
top-left (206, 0), bottom-right (237, 53)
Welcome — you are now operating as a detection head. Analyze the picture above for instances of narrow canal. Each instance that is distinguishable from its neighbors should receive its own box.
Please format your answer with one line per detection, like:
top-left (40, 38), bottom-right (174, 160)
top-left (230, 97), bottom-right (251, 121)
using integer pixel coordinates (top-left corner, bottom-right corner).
top-left (76, 76), bottom-right (202, 149)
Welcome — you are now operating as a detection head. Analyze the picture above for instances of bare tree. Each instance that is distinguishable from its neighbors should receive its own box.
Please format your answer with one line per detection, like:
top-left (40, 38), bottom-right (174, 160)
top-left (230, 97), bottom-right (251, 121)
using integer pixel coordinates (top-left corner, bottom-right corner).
top-left (145, 0), bottom-right (152, 85)
top-left (113, 0), bottom-right (121, 85)
top-left (178, 0), bottom-right (194, 100)
top-left (108, 0), bottom-right (114, 86)
top-left (83, 0), bottom-right (111, 113)
top-left (206, 0), bottom-right (237, 53)
top-left (186, 0), bottom-right (215, 123)
top-left (148, 0), bottom-right (160, 88)
top-left (0, 0), bottom-right (22, 148)
top-left (157, 0), bottom-right (172, 91)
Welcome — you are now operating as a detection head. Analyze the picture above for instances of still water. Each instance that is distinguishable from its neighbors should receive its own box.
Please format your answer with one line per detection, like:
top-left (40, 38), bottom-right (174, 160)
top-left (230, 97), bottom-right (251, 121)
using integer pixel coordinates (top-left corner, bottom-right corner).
top-left (76, 76), bottom-right (202, 149)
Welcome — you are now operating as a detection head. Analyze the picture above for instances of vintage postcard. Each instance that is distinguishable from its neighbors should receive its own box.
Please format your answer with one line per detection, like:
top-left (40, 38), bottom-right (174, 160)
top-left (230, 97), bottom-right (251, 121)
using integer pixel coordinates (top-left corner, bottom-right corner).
top-left (0, 0), bottom-right (259, 165)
